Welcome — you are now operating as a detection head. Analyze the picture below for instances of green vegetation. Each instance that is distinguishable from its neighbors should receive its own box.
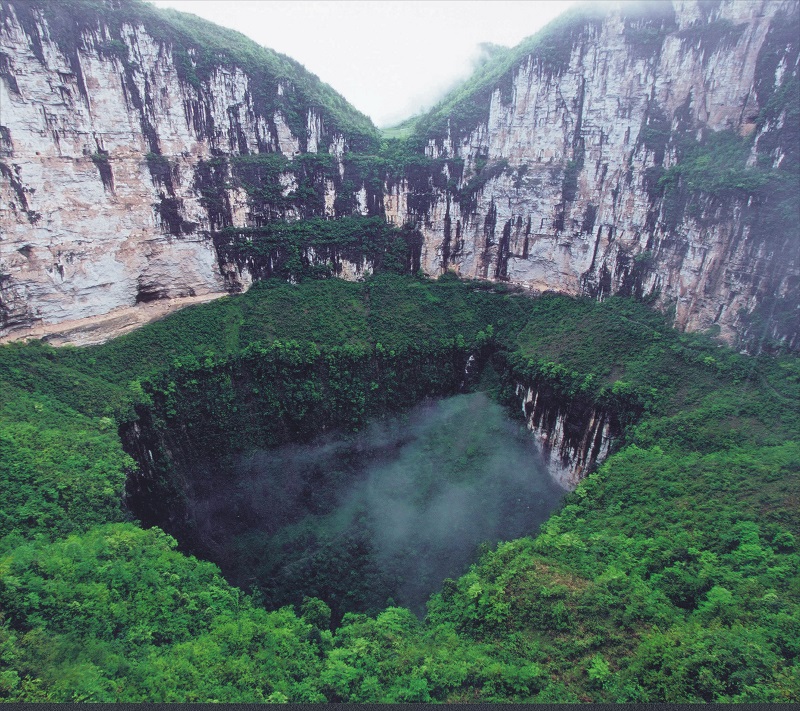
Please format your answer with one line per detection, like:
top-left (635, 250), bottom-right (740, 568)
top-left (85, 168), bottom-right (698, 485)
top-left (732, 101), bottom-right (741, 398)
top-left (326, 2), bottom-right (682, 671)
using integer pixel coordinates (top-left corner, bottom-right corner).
top-left (194, 152), bottom-right (339, 223)
top-left (215, 216), bottom-right (424, 281)
top-left (649, 128), bottom-right (798, 289)
top-left (0, 274), bottom-right (797, 701)
top-left (380, 118), bottom-right (421, 141)
top-left (677, 18), bottom-right (748, 56)
top-left (190, 140), bottom-right (459, 229)
top-left (344, 142), bottom-right (457, 188)
top-left (15, 0), bottom-right (378, 151)
top-left (1, 0), bottom-right (799, 699)
top-left (0, 375), bottom-right (130, 543)
top-left (622, 2), bottom-right (676, 57)
top-left (636, 67), bottom-right (797, 354)
top-left (0, 524), bottom-right (325, 701)
top-left (657, 130), bottom-right (772, 198)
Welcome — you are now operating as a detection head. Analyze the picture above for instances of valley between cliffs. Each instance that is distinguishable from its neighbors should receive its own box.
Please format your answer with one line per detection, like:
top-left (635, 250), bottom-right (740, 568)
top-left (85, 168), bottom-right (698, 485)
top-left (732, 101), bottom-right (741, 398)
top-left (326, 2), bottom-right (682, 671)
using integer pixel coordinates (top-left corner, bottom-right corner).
top-left (1, 0), bottom-right (797, 351)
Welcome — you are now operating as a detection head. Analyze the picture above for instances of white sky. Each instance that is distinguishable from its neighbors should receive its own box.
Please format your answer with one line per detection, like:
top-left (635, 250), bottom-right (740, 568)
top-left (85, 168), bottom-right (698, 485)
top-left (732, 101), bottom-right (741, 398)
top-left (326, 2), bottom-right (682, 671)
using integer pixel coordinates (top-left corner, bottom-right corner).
top-left (147, 1), bottom-right (576, 127)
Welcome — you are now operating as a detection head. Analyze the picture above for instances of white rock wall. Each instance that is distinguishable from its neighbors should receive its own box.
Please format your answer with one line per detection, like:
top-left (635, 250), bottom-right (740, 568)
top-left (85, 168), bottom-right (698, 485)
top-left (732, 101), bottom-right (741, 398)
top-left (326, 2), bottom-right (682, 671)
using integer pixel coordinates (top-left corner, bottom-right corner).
top-left (516, 383), bottom-right (614, 490)
top-left (407, 0), bottom-right (798, 345)
top-left (0, 3), bottom-right (342, 339)
top-left (1, 0), bottom-right (796, 347)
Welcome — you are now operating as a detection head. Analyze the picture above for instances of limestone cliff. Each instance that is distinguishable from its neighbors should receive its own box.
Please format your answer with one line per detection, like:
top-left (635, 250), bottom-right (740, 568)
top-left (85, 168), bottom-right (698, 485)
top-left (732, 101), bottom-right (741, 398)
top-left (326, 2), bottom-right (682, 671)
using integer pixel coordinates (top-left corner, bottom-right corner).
top-left (0, 0), bottom-right (378, 340)
top-left (392, 0), bottom-right (799, 352)
top-left (515, 381), bottom-right (618, 489)
top-left (1, 0), bottom-right (798, 351)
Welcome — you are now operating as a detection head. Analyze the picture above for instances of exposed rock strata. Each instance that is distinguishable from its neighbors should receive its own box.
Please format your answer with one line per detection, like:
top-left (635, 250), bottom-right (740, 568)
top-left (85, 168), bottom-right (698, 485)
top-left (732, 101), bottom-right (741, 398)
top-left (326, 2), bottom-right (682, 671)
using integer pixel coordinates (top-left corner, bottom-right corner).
top-left (0, 0), bottom-right (369, 338)
top-left (396, 0), bottom-right (799, 350)
top-left (1, 0), bottom-right (798, 349)
top-left (516, 382), bottom-right (618, 490)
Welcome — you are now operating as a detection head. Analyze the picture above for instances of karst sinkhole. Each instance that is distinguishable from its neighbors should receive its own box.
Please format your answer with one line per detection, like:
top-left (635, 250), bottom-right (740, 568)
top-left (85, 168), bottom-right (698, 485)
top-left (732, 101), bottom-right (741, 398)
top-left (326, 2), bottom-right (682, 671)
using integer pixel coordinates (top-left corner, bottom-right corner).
top-left (124, 384), bottom-right (567, 625)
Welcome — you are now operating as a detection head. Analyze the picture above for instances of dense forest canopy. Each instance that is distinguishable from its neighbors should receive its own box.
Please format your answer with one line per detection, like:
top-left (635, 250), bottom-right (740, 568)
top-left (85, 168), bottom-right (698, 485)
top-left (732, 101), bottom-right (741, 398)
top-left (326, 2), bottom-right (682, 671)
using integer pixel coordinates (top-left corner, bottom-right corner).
top-left (0, 273), bottom-right (798, 702)
top-left (0, 0), bottom-right (798, 702)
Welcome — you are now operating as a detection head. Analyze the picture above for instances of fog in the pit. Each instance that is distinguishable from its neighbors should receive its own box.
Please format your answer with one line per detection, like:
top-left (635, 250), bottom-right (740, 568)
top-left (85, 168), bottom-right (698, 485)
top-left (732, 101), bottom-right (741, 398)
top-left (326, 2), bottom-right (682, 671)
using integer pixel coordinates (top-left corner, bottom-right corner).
top-left (203, 392), bottom-right (567, 619)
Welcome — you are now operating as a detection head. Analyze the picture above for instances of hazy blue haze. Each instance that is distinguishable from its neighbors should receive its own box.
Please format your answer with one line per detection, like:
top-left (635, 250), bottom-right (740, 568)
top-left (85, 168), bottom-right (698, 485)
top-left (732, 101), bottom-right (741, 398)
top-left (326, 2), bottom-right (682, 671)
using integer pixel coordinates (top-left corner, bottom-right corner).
top-left (192, 392), bottom-right (566, 617)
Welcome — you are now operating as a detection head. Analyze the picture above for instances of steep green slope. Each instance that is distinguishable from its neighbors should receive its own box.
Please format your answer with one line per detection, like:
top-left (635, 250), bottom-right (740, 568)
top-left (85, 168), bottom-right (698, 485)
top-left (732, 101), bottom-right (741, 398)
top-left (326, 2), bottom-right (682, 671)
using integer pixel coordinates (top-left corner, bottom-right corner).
top-left (0, 275), bottom-right (797, 702)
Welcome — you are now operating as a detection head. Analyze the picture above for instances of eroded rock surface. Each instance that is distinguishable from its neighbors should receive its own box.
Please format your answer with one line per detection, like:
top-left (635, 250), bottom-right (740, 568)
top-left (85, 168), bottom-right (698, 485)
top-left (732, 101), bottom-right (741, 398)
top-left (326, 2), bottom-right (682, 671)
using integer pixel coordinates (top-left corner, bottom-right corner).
top-left (396, 0), bottom-right (799, 349)
top-left (1, 0), bottom-right (797, 348)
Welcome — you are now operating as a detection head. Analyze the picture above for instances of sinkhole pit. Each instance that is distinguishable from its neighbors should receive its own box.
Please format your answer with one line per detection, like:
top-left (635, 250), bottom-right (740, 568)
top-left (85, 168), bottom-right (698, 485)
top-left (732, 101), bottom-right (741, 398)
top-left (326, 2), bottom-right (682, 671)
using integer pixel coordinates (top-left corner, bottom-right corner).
top-left (137, 391), bottom-right (567, 623)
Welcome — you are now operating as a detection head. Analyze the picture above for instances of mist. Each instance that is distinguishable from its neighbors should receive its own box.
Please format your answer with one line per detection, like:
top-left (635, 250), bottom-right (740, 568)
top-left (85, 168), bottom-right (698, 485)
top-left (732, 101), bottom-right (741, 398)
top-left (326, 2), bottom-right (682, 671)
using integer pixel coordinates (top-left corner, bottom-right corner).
top-left (379, 42), bottom-right (511, 129)
top-left (192, 392), bottom-right (566, 621)
top-left (146, 1), bottom-right (576, 128)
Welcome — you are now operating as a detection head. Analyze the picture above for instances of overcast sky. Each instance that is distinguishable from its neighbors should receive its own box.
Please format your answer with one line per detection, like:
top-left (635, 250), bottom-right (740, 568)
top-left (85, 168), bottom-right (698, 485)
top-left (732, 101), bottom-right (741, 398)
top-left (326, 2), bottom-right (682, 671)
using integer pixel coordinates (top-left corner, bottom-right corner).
top-left (147, 1), bottom-right (576, 127)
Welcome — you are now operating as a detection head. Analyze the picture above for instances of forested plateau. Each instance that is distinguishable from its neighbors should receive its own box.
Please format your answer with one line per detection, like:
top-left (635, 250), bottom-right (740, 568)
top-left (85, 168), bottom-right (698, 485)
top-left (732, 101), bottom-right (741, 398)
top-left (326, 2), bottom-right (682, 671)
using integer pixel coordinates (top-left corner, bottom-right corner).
top-left (0, 0), bottom-right (798, 703)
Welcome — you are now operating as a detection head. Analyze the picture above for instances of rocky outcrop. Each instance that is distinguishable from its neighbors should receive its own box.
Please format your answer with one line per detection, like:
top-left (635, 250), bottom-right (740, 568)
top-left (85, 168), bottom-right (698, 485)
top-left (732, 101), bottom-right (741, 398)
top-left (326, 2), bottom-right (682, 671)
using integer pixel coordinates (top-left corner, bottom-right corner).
top-left (1, 0), bottom-right (797, 350)
top-left (397, 0), bottom-right (799, 351)
top-left (0, 0), bottom-right (377, 339)
top-left (515, 382), bottom-right (619, 489)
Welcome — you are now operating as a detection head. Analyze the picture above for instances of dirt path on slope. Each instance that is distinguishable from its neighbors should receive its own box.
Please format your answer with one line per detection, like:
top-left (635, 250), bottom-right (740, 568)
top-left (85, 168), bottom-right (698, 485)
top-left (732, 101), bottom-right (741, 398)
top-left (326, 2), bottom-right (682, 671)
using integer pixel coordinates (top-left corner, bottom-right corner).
top-left (0, 292), bottom-right (228, 347)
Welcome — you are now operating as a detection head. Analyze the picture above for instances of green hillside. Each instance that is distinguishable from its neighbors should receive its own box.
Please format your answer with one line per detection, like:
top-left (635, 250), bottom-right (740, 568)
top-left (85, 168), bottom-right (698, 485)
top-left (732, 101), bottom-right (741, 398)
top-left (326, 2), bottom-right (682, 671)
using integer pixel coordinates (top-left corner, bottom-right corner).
top-left (0, 275), bottom-right (797, 702)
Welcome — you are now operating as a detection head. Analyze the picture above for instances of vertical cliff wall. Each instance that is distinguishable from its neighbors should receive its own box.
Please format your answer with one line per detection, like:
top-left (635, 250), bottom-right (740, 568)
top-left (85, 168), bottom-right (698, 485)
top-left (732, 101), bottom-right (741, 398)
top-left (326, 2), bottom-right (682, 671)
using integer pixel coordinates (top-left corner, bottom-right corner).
top-left (0, 0), bottom-right (379, 340)
top-left (392, 0), bottom-right (799, 351)
top-left (1, 0), bottom-right (797, 350)
top-left (515, 381), bottom-right (618, 489)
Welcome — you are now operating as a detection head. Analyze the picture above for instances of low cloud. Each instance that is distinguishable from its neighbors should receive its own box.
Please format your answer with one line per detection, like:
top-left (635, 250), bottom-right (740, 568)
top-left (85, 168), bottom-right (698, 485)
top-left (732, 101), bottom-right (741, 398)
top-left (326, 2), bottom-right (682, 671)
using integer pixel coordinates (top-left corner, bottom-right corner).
top-left (192, 392), bottom-right (566, 617)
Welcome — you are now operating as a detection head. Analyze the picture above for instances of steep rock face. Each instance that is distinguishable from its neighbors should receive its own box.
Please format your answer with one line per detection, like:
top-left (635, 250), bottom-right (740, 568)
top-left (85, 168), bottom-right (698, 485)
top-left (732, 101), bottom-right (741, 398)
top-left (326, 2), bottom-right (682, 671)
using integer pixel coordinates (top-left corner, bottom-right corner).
top-left (398, 0), bottom-right (799, 350)
top-left (1, 0), bottom-right (797, 350)
top-left (515, 382), bottom-right (619, 489)
top-left (0, 0), bottom-right (376, 339)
